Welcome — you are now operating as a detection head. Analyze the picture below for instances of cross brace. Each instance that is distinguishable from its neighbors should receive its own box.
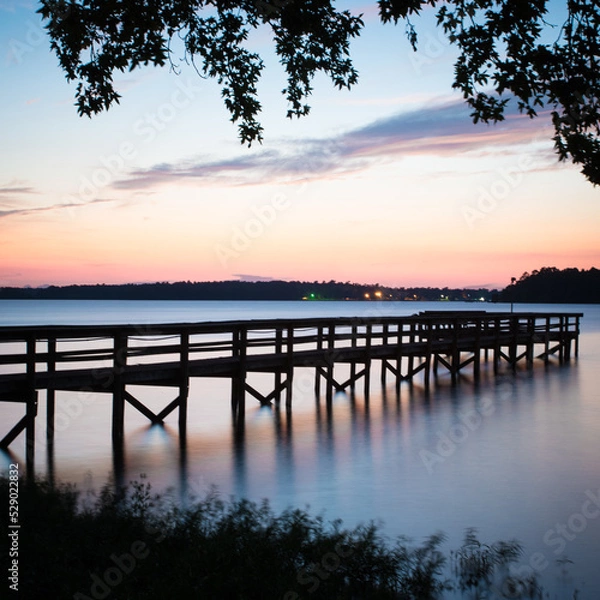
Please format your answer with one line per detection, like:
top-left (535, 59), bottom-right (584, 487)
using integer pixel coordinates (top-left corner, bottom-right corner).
top-left (123, 390), bottom-right (183, 424)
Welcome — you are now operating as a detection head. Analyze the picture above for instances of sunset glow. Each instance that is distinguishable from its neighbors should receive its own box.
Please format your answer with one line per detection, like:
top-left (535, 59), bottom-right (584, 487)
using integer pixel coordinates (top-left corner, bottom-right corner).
top-left (1, 2), bottom-right (598, 289)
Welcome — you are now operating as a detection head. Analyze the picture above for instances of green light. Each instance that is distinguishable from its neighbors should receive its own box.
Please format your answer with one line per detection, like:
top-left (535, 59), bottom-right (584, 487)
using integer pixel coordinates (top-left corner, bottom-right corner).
top-left (310, 293), bottom-right (315, 299)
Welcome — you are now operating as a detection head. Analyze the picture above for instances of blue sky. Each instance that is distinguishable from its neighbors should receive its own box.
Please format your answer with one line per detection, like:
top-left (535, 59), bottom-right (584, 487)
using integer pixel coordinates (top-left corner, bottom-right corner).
top-left (1, 0), bottom-right (598, 288)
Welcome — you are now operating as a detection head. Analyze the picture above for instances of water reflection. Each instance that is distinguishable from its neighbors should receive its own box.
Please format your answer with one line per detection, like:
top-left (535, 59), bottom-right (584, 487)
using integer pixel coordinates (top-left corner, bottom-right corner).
top-left (3, 356), bottom-right (599, 597)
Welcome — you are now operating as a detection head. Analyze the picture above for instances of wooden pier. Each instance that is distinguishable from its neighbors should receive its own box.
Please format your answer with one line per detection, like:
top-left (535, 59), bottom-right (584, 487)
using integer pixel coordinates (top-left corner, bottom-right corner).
top-left (0, 311), bottom-right (582, 476)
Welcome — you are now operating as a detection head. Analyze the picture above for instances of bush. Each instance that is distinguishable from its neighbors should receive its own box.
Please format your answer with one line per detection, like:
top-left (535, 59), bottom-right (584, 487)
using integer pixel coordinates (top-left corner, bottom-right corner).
top-left (0, 476), bottom-right (566, 599)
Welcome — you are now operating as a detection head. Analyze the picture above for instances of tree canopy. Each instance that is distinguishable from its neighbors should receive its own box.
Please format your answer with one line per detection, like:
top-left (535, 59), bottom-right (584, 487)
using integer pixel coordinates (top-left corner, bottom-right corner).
top-left (38, 0), bottom-right (600, 184)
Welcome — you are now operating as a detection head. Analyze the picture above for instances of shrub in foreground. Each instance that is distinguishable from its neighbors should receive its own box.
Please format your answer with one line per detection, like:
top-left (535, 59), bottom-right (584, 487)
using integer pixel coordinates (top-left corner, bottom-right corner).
top-left (0, 476), bottom-right (561, 599)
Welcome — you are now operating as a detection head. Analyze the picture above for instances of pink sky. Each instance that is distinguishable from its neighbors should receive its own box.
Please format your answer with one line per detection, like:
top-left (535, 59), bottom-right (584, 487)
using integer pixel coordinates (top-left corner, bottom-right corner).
top-left (1, 4), bottom-right (598, 290)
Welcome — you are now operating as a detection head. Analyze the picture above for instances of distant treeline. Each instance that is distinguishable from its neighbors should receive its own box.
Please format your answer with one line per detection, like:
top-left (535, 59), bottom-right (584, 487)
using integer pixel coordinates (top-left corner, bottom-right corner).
top-left (0, 280), bottom-right (494, 302)
top-left (498, 267), bottom-right (600, 303)
top-left (1, 268), bottom-right (597, 302)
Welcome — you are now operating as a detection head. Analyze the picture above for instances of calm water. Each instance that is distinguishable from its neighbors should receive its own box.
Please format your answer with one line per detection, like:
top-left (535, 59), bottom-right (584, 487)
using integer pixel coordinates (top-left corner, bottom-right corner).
top-left (1, 300), bottom-right (599, 598)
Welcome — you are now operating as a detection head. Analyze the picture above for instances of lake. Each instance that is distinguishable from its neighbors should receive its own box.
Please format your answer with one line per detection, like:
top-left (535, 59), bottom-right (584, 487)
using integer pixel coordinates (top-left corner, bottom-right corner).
top-left (1, 300), bottom-right (599, 598)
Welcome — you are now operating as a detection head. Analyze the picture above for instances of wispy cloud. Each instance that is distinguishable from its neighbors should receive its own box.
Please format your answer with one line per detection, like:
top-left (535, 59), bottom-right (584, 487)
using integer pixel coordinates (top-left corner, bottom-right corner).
top-left (0, 184), bottom-right (37, 199)
top-left (233, 274), bottom-right (279, 282)
top-left (0, 197), bottom-right (116, 219)
top-left (111, 98), bottom-right (556, 191)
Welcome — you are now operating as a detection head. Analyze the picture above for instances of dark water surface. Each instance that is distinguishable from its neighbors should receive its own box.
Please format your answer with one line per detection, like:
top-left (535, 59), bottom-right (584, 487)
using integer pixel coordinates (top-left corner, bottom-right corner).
top-left (1, 300), bottom-right (599, 597)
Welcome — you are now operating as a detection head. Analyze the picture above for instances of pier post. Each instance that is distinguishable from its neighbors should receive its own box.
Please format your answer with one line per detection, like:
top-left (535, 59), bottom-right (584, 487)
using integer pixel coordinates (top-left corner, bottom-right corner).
top-left (473, 318), bottom-right (481, 381)
top-left (451, 318), bottom-right (459, 384)
top-left (285, 326), bottom-right (294, 408)
top-left (326, 325), bottom-right (335, 403)
top-left (559, 316), bottom-right (565, 363)
top-left (112, 332), bottom-right (127, 445)
top-left (396, 321), bottom-right (403, 394)
top-left (46, 338), bottom-right (56, 443)
top-left (565, 317), bottom-right (572, 361)
top-left (179, 332), bottom-right (190, 437)
top-left (364, 324), bottom-right (372, 400)
top-left (315, 326), bottom-right (323, 397)
top-left (350, 324), bottom-right (357, 390)
top-left (25, 334), bottom-right (37, 478)
top-left (407, 322), bottom-right (415, 378)
top-left (231, 328), bottom-right (247, 418)
top-left (526, 317), bottom-right (535, 368)
top-left (431, 321), bottom-right (439, 379)
top-left (424, 321), bottom-right (432, 389)
top-left (509, 316), bottom-right (518, 371)
top-left (275, 328), bottom-right (283, 403)
top-left (493, 317), bottom-right (501, 374)
top-left (46, 337), bottom-right (56, 484)
top-left (381, 324), bottom-right (388, 385)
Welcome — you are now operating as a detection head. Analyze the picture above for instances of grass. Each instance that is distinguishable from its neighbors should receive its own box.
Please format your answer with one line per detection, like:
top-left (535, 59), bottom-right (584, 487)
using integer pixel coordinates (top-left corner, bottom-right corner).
top-left (0, 475), bottom-right (570, 599)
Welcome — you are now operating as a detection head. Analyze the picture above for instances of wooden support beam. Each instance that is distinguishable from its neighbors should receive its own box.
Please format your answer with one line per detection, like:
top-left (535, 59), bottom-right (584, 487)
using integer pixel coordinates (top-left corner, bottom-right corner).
top-left (285, 327), bottom-right (294, 408)
top-left (47, 338), bottom-right (56, 442)
top-left (350, 324), bottom-right (357, 389)
top-left (381, 324), bottom-right (388, 385)
top-left (395, 323), bottom-right (404, 394)
top-left (340, 368), bottom-right (367, 391)
top-left (435, 355), bottom-right (452, 373)
top-left (179, 331), bottom-right (190, 436)
top-left (493, 317), bottom-right (501, 374)
top-left (112, 332), bottom-right (127, 444)
top-left (526, 317), bottom-right (534, 368)
top-left (364, 324), bottom-right (372, 400)
top-left (509, 317), bottom-right (518, 371)
top-left (233, 328), bottom-right (247, 417)
top-left (383, 359), bottom-right (398, 378)
top-left (559, 316), bottom-right (565, 364)
top-left (25, 391), bottom-right (37, 479)
top-left (315, 367), bottom-right (344, 393)
top-left (326, 325), bottom-right (335, 403)
top-left (123, 390), bottom-right (161, 423)
top-left (458, 355), bottom-right (476, 370)
top-left (245, 382), bottom-right (272, 405)
top-left (0, 414), bottom-right (29, 449)
top-left (314, 363), bottom-right (370, 395)
top-left (245, 378), bottom-right (289, 406)
top-left (244, 379), bottom-right (291, 406)
top-left (407, 322), bottom-right (415, 379)
top-left (424, 321), bottom-right (432, 389)
top-left (314, 326), bottom-right (323, 397)
top-left (451, 319), bottom-right (460, 384)
top-left (25, 335), bottom-right (37, 477)
top-left (274, 328), bottom-right (283, 403)
top-left (473, 319), bottom-right (481, 381)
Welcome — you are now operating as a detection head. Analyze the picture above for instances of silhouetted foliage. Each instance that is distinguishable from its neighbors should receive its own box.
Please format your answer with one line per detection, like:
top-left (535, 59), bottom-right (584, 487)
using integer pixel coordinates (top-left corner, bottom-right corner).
top-left (1, 475), bottom-right (556, 599)
top-left (38, 1), bottom-right (600, 183)
top-left (500, 266), bottom-right (600, 303)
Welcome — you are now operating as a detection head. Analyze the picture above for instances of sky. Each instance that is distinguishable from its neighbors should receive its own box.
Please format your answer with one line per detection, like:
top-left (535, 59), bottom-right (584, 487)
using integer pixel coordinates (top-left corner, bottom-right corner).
top-left (0, 1), bottom-right (598, 290)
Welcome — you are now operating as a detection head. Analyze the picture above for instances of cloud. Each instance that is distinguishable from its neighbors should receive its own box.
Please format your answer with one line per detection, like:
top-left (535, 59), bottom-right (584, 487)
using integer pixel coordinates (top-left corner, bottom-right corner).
top-left (0, 197), bottom-right (116, 219)
top-left (111, 98), bottom-right (556, 191)
top-left (0, 185), bottom-right (37, 199)
top-left (233, 274), bottom-right (279, 282)
top-left (340, 100), bottom-right (550, 158)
